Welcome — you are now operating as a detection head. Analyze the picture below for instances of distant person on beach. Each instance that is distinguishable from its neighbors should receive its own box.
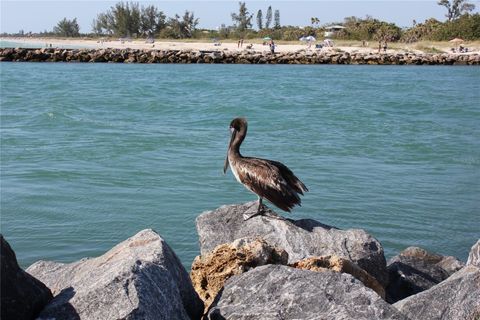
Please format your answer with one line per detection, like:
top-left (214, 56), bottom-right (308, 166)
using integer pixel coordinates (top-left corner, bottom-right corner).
top-left (270, 40), bottom-right (275, 54)
top-left (383, 42), bottom-right (387, 53)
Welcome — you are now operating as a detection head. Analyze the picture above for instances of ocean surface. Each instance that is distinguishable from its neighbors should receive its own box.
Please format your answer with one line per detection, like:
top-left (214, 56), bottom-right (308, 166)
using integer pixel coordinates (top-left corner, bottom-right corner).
top-left (0, 40), bottom-right (94, 49)
top-left (1, 63), bottom-right (479, 270)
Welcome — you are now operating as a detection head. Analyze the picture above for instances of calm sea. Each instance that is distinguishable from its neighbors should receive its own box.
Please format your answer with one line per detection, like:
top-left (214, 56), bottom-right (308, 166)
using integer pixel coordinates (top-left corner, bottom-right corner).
top-left (1, 63), bottom-right (479, 269)
top-left (0, 40), bottom-right (94, 49)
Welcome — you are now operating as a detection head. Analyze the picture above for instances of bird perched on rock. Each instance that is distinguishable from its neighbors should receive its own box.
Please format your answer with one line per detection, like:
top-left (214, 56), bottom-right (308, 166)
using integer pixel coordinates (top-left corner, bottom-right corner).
top-left (223, 117), bottom-right (308, 220)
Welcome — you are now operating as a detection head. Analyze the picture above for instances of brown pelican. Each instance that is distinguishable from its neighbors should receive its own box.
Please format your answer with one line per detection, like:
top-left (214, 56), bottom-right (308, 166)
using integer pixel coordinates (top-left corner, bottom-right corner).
top-left (223, 117), bottom-right (308, 220)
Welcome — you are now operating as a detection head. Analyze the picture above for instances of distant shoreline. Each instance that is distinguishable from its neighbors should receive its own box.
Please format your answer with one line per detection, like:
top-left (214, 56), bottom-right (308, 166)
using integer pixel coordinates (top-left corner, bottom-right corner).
top-left (1, 46), bottom-right (479, 65)
top-left (2, 36), bottom-right (480, 56)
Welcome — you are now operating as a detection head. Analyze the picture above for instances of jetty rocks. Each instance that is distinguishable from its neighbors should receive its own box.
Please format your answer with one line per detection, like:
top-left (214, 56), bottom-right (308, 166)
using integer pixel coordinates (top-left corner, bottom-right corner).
top-left (1, 47), bottom-right (480, 65)
top-left (27, 229), bottom-right (204, 320)
top-left (2, 203), bottom-right (479, 320)
top-left (0, 235), bottom-right (53, 320)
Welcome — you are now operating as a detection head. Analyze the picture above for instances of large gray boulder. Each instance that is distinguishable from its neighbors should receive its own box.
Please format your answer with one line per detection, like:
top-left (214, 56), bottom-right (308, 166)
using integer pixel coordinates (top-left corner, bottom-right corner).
top-left (386, 246), bottom-right (464, 303)
top-left (467, 239), bottom-right (480, 267)
top-left (27, 229), bottom-right (203, 320)
top-left (207, 265), bottom-right (408, 320)
top-left (394, 265), bottom-right (480, 320)
top-left (1, 235), bottom-right (53, 320)
top-left (196, 202), bottom-right (388, 286)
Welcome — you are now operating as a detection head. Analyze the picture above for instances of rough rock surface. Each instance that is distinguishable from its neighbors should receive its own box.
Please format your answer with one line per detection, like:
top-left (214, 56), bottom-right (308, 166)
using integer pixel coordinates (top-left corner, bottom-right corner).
top-left (467, 239), bottom-right (480, 267)
top-left (1, 48), bottom-right (480, 65)
top-left (290, 255), bottom-right (385, 298)
top-left (1, 235), bottom-right (53, 320)
top-left (207, 265), bottom-right (408, 320)
top-left (27, 229), bottom-right (203, 320)
top-left (196, 202), bottom-right (388, 286)
top-left (190, 238), bottom-right (287, 313)
top-left (386, 246), bottom-right (464, 303)
top-left (394, 265), bottom-right (480, 320)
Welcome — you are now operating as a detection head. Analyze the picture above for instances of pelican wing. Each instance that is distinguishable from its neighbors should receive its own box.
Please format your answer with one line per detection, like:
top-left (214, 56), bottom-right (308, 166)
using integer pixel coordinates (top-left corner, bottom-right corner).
top-left (236, 157), bottom-right (307, 212)
top-left (268, 160), bottom-right (309, 195)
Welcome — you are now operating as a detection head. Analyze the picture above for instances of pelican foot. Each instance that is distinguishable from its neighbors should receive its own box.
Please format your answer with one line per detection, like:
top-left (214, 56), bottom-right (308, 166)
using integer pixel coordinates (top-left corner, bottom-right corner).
top-left (243, 205), bottom-right (265, 221)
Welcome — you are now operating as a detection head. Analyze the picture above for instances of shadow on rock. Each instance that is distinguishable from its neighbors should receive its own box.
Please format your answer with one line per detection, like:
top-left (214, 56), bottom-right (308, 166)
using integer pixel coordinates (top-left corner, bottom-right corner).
top-left (38, 287), bottom-right (80, 320)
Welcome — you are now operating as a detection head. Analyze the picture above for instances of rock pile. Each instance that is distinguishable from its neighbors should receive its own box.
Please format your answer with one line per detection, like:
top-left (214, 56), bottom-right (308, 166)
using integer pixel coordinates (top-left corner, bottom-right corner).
top-left (27, 229), bottom-right (203, 320)
top-left (1, 235), bottom-right (53, 320)
top-left (1, 202), bottom-right (479, 320)
top-left (196, 201), bottom-right (389, 287)
top-left (386, 246), bottom-right (464, 303)
top-left (207, 265), bottom-right (407, 320)
top-left (190, 238), bottom-right (288, 313)
top-left (393, 262), bottom-right (480, 320)
top-left (1, 47), bottom-right (479, 65)
top-left (290, 256), bottom-right (385, 298)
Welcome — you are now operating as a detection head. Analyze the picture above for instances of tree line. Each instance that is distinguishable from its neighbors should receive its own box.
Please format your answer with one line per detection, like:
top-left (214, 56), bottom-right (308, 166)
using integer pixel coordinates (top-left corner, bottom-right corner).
top-left (91, 2), bottom-right (198, 38)
top-left (37, 0), bottom-right (480, 41)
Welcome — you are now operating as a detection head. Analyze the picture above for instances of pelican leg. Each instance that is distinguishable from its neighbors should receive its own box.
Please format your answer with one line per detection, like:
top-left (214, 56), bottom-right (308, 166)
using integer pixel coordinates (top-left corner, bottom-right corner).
top-left (243, 197), bottom-right (264, 221)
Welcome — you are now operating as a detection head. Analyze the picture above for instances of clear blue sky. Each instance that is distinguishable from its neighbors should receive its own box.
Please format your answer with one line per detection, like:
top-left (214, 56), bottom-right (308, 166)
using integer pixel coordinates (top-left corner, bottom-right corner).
top-left (1, 0), bottom-right (479, 34)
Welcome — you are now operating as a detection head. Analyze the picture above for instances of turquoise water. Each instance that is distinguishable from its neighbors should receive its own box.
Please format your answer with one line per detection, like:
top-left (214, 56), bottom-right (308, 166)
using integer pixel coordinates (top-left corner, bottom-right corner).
top-left (0, 40), bottom-right (93, 49)
top-left (1, 63), bottom-right (479, 269)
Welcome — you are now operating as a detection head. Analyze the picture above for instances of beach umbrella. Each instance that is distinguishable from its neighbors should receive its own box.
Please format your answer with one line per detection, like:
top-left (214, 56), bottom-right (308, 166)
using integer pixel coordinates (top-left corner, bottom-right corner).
top-left (449, 38), bottom-right (464, 43)
top-left (263, 36), bottom-right (272, 41)
top-left (299, 36), bottom-right (316, 42)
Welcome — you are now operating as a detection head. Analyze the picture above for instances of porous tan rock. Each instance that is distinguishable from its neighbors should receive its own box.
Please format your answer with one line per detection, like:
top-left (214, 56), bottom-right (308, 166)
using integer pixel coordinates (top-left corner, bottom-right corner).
top-left (290, 255), bottom-right (385, 299)
top-left (190, 237), bottom-right (287, 313)
top-left (196, 202), bottom-right (389, 287)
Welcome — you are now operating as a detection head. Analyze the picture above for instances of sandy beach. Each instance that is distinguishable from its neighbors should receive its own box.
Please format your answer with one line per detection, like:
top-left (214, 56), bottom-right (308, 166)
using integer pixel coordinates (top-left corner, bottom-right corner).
top-left (4, 36), bottom-right (479, 55)
top-left (1, 36), bottom-right (369, 53)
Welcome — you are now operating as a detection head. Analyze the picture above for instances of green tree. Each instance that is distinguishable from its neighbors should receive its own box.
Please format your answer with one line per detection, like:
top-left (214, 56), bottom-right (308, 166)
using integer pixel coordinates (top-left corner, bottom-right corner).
top-left (140, 5), bottom-right (166, 36)
top-left (438, 0), bottom-right (475, 21)
top-left (92, 12), bottom-right (114, 35)
top-left (338, 16), bottom-right (401, 41)
top-left (53, 17), bottom-right (80, 37)
top-left (374, 24), bottom-right (397, 43)
top-left (432, 13), bottom-right (480, 40)
top-left (167, 10), bottom-right (198, 38)
top-left (274, 9), bottom-right (281, 29)
top-left (92, 2), bottom-right (141, 37)
top-left (256, 9), bottom-right (263, 30)
top-left (265, 6), bottom-right (272, 28)
top-left (231, 2), bottom-right (253, 32)
top-left (181, 10), bottom-right (199, 37)
top-left (311, 17), bottom-right (320, 28)
top-left (218, 23), bottom-right (231, 38)
top-left (401, 18), bottom-right (442, 42)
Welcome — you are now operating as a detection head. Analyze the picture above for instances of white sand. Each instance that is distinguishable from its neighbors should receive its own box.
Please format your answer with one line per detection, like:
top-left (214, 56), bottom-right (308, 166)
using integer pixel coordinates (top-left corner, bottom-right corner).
top-left (0, 37), bottom-right (401, 54)
top-left (2, 37), bottom-right (479, 55)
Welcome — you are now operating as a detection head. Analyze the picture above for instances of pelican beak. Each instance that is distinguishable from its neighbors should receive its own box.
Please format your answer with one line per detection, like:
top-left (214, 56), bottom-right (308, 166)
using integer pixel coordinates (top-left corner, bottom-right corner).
top-left (223, 127), bottom-right (235, 174)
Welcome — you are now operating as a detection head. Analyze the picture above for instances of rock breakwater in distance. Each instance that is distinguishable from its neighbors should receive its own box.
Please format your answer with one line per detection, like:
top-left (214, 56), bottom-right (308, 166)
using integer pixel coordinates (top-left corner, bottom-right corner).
top-left (1, 47), bottom-right (480, 65)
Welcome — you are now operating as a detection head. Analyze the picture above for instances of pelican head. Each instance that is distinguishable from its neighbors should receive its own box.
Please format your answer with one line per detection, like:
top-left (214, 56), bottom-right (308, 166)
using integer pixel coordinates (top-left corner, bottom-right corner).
top-left (223, 117), bottom-right (248, 174)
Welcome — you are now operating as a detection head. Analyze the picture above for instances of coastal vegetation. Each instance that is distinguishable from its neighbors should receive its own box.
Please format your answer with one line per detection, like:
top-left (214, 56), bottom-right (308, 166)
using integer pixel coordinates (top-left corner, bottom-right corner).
top-left (53, 18), bottom-right (80, 37)
top-left (2, 0), bottom-right (479, 42)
